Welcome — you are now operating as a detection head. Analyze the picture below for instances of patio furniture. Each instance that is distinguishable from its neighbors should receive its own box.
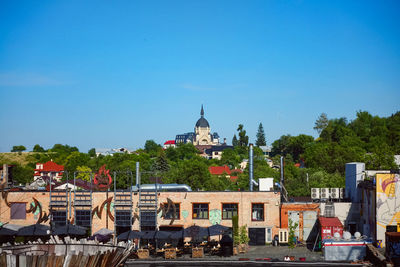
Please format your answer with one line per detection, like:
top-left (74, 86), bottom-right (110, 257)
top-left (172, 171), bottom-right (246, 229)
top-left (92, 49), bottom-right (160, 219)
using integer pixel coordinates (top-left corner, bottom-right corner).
top-left (137, 249), bottom-right (149, 259)
top-left (164, 248), bottom-right (177, 259)
top-left (192, 247), bottom-right (204, 258)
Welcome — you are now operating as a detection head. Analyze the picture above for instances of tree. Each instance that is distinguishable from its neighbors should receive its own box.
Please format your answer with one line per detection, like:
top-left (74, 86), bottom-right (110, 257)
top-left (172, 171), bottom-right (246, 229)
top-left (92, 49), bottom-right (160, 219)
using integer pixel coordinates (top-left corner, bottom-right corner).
top-left (271, 135), bottom-right (291, 156)
top-left (12, 164), bottom-right (33, 184)
top-left (144, 140), bottom-right (162, 157)
top-left (11, 145), bottom-right (26, 152)
top-left (88, 148), bottom-right (96, 157)
top-left (152, 150), bottom-right (170, 173)
top-left (314, 113), bottom-right (329, 135)
top-left (50, 144), bottom-right (79, 153)
top-left (232, 134), bottom-right (238, 147)
top-left (255, 123), bottom-right (266, 146)
top-left (76, 166), bottom-right (92, 181)
top-left (220, 148), bottom-right (241, 168)
top-left (32, 144), bottom-right (45, 152)
top-left (237, 124), bottom-right (249, 147)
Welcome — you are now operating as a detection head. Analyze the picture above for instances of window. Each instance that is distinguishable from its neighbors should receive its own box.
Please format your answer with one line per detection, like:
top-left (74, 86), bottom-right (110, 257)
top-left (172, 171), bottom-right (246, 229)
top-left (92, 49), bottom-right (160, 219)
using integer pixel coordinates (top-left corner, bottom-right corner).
top-left (164, 203), bottom-right (180, 219)
top-left (52, 210), bottom-right (67, 227)
top-left (193, 203), bottom-right (208, 219)
top-left (10, 202), bottom-right (26, 220)
top-left (116, 211), bottom-right (131, 226)
top-left (252, 203), bottom-right (264, 221)
top-left (222, 203), bottom-right (238, 220)
top-left (75, 210), bottom-right (91, 227)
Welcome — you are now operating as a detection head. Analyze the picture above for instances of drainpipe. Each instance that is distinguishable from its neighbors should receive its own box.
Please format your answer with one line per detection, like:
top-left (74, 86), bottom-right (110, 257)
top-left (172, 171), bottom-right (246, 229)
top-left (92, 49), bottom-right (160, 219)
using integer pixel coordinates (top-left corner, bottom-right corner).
top-left (249, 143), bottom-right (254, 191)
top-left (136, 162), bottom-right (140, 187)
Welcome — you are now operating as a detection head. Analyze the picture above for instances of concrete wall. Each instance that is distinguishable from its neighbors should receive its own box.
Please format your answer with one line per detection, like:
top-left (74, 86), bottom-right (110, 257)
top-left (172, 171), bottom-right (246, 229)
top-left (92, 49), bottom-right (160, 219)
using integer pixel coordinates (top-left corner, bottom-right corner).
top-left (345, 162), bottom-right (365, 203)
top-left (0, 190), bottom-right (281, 237)
top-left (320, 202), bottom-right (362, 232)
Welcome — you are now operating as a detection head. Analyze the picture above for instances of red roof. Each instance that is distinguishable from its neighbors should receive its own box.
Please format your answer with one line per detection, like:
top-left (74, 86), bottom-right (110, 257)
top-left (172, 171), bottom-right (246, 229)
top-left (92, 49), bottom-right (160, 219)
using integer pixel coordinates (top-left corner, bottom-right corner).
top-left (164, 140), bottom-right (175, 145)
top-left (209, 165), bottom-right (231, 175)
top-left (35, 161), bottom-right (64, 172)
top-left (318, 217), bottom-right (343, 228)
top-left (230, 176), bottom-right (238, 182)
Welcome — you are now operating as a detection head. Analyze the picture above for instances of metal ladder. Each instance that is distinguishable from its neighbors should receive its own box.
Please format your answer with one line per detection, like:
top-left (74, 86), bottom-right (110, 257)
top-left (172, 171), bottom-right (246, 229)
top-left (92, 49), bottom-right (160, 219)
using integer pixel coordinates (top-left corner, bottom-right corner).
top-left (73, 172), bottom-right (92, 231)
top-left (138, 184), bottom-right (158, 231)
top-left (49, 190), bottom-right (68, 227)
top-left (49, 172), bottom-right (68, 228)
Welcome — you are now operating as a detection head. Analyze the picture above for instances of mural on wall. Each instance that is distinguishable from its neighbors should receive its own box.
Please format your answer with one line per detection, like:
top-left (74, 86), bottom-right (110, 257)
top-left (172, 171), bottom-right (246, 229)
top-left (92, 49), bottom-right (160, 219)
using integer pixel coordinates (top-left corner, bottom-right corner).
top-left (94, 165), bottom-right (112, 191)
top-left (209, 209), bottom-right (222, 225)
top-left (0, 184), bottom-right (50, 224)
top-left (92, 196), bottom-right (114, 221)
top-left (376, 173), bottom-right (400, 228)
top-left (158, 198), bottom-right (177, 225)
top-left (182, 210), bottom-right (189, 222)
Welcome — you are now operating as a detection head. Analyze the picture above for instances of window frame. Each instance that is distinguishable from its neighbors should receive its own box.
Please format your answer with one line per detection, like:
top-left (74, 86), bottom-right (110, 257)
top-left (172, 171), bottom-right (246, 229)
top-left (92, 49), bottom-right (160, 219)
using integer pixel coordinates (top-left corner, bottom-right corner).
top-left (192, 203), bottom-right (209, 219)
top-left (221, 203), bottom-right (238, 220)
top-left (251, 203), bottom-right (265, 221)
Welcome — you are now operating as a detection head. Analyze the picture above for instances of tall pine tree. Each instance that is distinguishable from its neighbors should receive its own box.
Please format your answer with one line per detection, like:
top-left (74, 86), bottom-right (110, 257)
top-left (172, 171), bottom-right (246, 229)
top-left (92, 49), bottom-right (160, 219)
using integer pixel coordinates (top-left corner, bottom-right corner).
top-left (256, 123), bottom-right (266, 146)
top-left (232, 134), bottom-right (239, 147)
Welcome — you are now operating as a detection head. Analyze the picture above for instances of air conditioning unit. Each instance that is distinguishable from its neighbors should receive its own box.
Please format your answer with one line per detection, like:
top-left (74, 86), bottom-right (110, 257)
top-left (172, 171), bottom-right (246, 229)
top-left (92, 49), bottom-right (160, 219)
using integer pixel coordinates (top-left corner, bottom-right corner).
top-left (279, 229), bottom-right (288, 243)
top-left (330, 188), bottom-right (340, 199)
top-left (339, 188), bottom-right (345, 199)
top-left (311, 188), bottom-right (320, 199)
top-left (321, 188), bottom-right (330, 199)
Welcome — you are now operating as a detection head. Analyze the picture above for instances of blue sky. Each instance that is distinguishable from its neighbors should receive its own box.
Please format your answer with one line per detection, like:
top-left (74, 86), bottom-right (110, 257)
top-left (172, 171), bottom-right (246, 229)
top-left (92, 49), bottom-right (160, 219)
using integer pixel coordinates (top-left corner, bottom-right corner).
top-left (0, 0), bottom-right (399, 152)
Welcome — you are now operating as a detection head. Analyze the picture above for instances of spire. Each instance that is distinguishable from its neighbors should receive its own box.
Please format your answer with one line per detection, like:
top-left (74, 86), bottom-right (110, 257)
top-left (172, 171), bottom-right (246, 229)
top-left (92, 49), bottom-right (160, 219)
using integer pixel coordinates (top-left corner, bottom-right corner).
top-left (200, 104), bottom-right (204, 117)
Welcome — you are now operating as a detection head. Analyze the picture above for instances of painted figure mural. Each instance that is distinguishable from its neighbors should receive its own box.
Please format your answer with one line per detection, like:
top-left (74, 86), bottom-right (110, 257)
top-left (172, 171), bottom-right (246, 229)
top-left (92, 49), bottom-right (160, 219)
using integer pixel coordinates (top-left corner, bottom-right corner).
top-left (376, 173), bottom-right (400, 229)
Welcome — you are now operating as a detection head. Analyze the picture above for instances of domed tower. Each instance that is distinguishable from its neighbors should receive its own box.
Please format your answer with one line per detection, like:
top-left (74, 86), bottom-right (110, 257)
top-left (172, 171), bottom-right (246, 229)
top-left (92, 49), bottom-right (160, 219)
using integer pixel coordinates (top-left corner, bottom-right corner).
top-left (195, 105), bottom-right (213, 145)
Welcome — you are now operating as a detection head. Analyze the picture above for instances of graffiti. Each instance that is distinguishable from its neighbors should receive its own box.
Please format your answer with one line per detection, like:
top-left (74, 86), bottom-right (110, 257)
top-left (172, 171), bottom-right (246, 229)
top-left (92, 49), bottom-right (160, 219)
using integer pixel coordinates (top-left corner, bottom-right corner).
top-left (182, 210), bottom-right (189, 222)
top-left (27, 197), bottom-right (50, 224)
top-left (158, 198), bottom-right (177, 225)
top-left (1, 184), bottom-right (49, 224)
top-left (94, 165), bottom-right (112, 190)
top-left (377, 174), bottom-right (400, 227)
top-left (209, 209), bottom-right (222, 225)
top-left (92, 197), bottom-right (114, 221)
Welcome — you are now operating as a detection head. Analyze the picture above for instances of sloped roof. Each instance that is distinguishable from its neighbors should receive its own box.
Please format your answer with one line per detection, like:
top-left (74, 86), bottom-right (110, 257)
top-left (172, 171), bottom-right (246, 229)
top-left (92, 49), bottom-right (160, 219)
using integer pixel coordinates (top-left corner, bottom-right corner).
top-left (164, 140), bottom-right (175, 145)
top-left (209, 165), bottom-right (231, 175)
top-left (35, 161), bottom-right (64, 172)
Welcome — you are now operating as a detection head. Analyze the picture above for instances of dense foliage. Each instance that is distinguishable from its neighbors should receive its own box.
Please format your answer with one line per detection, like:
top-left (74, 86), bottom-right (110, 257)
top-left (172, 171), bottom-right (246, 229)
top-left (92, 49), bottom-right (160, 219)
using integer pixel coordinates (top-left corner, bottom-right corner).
top-left (3, 111), bottom-right (399, 198)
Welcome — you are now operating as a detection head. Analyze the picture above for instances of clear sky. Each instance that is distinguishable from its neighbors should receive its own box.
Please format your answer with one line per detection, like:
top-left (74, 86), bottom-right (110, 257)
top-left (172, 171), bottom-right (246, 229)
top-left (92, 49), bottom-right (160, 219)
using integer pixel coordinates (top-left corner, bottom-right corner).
top-left (0, 0), bottom-right (399, 152)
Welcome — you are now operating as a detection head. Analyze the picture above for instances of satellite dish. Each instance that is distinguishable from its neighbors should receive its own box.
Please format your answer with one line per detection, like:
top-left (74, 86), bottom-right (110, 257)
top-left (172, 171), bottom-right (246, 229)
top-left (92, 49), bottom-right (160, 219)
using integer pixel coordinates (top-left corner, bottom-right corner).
top-left (343, 231), bottom-right (351, 240)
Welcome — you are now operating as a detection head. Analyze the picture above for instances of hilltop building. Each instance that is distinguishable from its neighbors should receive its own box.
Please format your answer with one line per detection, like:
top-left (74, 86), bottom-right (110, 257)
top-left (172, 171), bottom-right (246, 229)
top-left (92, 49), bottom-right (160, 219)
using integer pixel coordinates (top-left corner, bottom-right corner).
top-left (173, 105), bottom-right (233, 159)
top-left (33, 161), bottom-right (64, 182)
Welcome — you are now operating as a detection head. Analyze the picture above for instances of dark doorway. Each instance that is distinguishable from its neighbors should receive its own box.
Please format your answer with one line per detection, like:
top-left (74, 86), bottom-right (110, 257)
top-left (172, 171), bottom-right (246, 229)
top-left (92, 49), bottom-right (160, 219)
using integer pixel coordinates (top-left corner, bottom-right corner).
top-left (248, 228), bottom-right (265, 246)
top-left (159, 225), bottom-right (184, 247)
top-left (348, 223), bottom-right (357, 235)
top-left (116, 226), bottom-right (131, 236)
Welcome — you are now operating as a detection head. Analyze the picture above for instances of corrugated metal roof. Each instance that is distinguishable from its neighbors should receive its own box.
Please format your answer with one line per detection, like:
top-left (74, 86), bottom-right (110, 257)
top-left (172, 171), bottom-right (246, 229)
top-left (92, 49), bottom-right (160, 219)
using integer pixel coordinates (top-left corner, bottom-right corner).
top-left (319, 216), bottom-right (343, 227)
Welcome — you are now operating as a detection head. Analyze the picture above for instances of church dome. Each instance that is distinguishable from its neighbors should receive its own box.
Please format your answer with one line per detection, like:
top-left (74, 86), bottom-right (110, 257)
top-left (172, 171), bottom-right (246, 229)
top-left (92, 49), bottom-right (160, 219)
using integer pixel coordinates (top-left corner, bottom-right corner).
top-left (196, 117), bottom-right (210, 128)
top-left (195, 105), bottom-right (210, 128)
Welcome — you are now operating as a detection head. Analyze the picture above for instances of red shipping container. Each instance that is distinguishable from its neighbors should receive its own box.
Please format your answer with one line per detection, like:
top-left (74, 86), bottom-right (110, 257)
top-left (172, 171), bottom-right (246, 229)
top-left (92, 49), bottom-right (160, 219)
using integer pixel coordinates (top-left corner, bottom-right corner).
top-left (319, 217), bottom-right (343, 240)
